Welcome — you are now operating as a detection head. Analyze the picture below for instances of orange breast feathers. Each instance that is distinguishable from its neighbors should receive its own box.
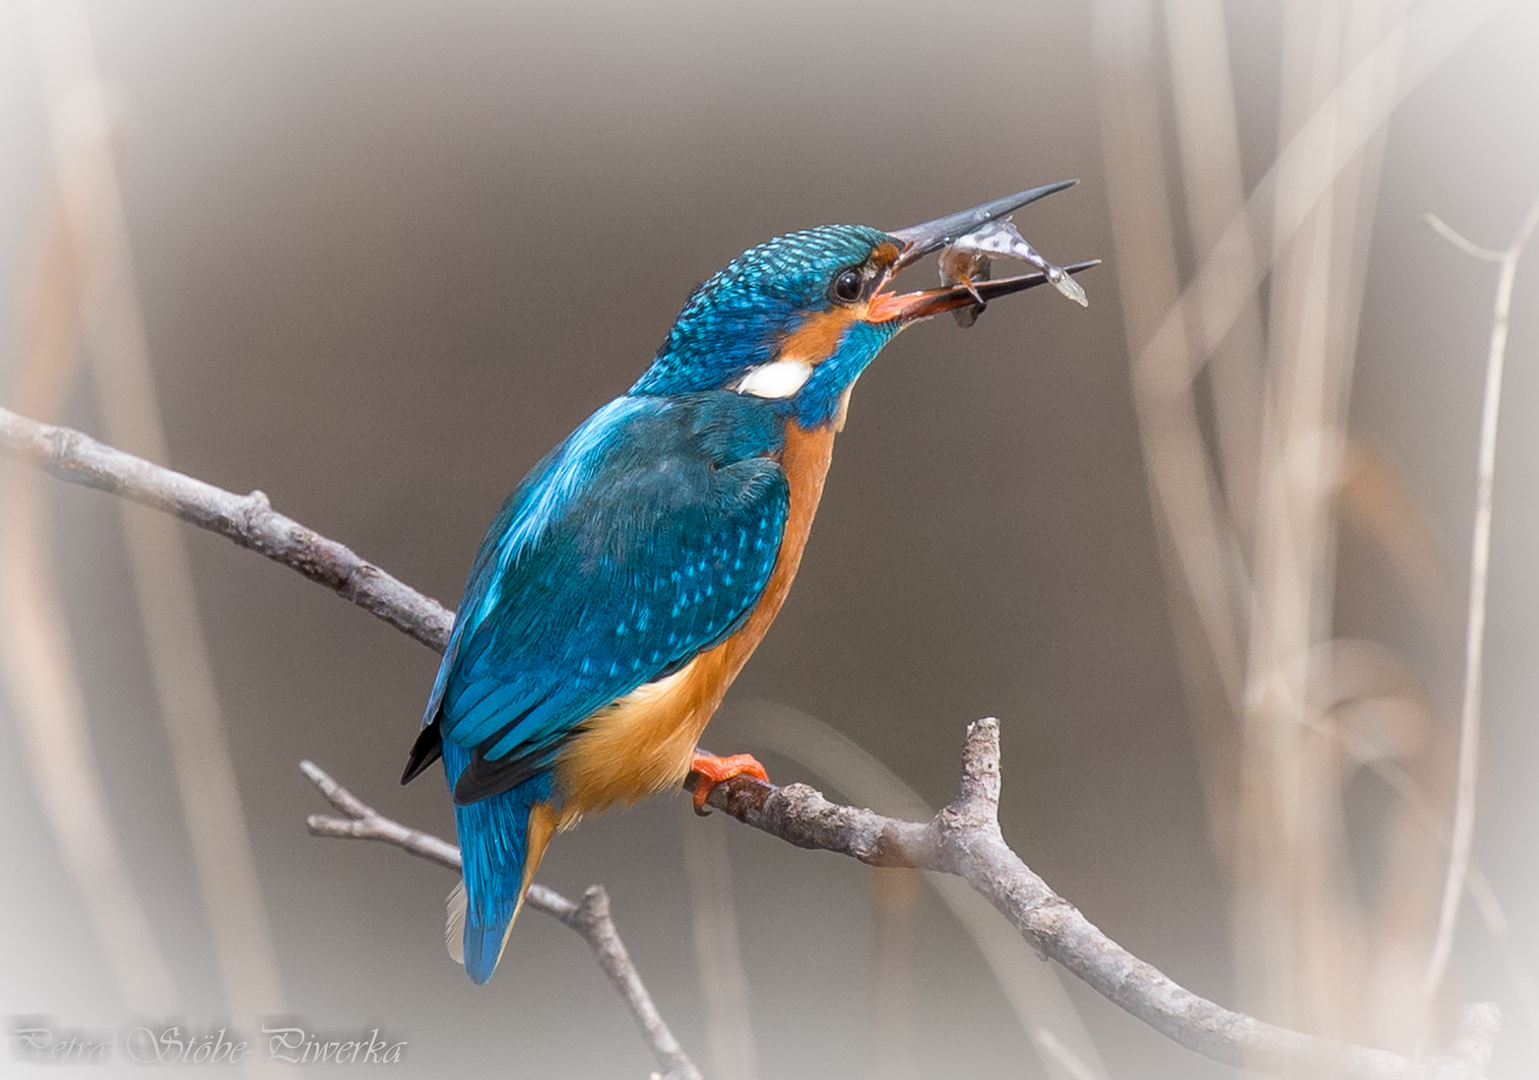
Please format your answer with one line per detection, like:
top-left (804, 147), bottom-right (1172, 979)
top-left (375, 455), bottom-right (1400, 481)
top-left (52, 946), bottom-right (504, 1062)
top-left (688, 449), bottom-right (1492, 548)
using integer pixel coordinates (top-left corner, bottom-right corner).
top-left (554, 422), bottom-right (837, 822)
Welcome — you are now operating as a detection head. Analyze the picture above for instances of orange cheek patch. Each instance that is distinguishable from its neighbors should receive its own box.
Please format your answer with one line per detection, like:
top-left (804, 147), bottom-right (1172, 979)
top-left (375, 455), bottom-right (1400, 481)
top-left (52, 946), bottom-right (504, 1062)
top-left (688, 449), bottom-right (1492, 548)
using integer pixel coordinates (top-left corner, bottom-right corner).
top-left (776, 307), bottom-right (857, 365)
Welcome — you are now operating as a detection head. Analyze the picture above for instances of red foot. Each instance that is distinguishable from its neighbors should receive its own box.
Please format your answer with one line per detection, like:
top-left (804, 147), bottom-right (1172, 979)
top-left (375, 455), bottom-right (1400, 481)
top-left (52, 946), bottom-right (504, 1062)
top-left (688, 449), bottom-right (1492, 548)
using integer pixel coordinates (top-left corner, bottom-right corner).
top-left (688, 750), bottom-right (769, 814)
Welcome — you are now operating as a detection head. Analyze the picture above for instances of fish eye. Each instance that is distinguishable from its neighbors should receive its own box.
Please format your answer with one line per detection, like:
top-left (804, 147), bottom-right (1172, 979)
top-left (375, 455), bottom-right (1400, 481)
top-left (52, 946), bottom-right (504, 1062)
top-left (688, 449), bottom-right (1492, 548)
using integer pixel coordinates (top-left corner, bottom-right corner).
top-left (832, 267), bottom-right (863, 304)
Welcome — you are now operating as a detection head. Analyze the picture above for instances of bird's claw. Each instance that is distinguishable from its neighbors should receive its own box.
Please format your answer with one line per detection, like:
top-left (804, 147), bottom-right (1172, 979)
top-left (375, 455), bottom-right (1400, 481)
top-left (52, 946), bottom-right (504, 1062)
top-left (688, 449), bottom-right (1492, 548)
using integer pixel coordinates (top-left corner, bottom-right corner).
top-left (687, 750), bottom-right (769, 815)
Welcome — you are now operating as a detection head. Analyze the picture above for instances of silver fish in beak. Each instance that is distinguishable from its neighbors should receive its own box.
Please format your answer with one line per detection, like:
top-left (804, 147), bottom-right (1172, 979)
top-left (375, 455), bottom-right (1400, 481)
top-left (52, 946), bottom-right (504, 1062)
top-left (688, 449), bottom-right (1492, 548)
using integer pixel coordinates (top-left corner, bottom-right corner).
top-left (939, 217), bottom-right (1089, 326)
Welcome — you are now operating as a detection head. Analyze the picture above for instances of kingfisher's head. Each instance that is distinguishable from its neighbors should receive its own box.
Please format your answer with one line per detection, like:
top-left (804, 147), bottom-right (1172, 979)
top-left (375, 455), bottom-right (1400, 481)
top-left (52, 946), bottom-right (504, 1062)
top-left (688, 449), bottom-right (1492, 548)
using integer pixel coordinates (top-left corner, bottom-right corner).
top-left (631, 180), bottom-right (1086, 429)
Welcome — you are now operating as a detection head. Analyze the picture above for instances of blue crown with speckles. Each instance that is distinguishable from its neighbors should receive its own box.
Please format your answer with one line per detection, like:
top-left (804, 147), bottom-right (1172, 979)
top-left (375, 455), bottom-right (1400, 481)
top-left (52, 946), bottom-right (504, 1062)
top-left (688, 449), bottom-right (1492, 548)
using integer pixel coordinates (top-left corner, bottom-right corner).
top-left (632, 224), bottom-right (890, 396)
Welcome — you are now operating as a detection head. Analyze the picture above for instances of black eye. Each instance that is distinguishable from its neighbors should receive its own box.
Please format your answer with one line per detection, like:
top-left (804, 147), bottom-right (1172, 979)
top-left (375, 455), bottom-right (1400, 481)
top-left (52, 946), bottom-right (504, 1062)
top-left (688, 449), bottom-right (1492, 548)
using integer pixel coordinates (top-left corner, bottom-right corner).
top-left (832, 268), bottom-right (863, 303)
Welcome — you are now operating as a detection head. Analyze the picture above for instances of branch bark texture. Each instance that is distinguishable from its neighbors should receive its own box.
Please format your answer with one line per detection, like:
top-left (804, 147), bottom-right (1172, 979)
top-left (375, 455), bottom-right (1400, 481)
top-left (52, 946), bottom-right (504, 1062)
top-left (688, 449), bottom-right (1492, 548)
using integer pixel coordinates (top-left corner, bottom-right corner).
top-left (301, 761), bottom-right (701, 1080)
top-left (0, 406), bottom-right (453, 652)
top-left (0, 405), bottom-right (1499, 1079)
top-left (695, 721), bottom-right (1495, 1079)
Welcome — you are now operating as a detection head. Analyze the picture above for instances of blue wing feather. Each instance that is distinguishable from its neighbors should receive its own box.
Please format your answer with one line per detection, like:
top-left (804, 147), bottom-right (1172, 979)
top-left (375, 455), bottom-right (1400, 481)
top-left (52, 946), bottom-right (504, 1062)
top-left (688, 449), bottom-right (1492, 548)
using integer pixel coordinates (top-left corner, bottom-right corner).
top-left (427, 391), bottom-right (789, 805)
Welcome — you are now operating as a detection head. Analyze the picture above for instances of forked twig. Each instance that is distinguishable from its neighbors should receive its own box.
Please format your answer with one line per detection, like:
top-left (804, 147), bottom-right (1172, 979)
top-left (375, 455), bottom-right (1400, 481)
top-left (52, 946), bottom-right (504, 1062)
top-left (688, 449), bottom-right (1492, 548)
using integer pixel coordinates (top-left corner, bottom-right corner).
top-left (300, 761), bottom-right (701, 1080)
top-left (695, 720), bottom-right (1496, 1079)
top-left (727, 698), bottom-right (1107, 1080)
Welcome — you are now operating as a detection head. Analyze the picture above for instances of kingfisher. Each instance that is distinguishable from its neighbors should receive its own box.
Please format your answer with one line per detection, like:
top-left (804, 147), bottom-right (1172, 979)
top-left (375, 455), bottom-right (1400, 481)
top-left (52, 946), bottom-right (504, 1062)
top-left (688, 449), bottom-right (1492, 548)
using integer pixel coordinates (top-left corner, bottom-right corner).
top-left (400, 181), bottom-right (1088, 983)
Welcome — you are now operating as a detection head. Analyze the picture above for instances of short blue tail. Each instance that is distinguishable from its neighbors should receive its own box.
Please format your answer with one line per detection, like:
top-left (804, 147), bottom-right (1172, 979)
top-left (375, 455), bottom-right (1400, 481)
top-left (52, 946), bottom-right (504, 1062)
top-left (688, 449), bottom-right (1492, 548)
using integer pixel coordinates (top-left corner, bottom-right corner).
top-left (441, 741), bottom-right (556, 984)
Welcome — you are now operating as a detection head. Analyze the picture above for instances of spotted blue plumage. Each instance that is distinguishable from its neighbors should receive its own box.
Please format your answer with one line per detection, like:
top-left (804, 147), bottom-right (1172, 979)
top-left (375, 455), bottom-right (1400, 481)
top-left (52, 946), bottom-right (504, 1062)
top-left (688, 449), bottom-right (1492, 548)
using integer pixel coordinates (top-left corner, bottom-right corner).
top-left (420, 390), bottom-right (791, 981)
top-left (430, 391), bottom-right (789, 802)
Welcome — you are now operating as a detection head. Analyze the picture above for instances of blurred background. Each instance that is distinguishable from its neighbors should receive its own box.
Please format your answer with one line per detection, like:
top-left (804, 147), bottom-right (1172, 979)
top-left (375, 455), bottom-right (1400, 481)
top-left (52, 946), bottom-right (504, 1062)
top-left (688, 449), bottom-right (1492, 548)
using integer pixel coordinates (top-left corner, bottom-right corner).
top-left (2, 0), bottom-right (1538, 1076)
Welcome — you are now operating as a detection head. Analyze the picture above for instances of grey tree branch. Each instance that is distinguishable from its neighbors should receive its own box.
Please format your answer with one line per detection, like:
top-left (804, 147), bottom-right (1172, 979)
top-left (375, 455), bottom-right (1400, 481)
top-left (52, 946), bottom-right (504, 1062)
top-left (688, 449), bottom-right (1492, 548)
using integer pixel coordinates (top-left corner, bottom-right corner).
top-left (300, 760), bottom-right (701, 1080)
top-left (0, 405), bottom-right (453, 652)
top-left (0, 404), bottom-right (1501, 1079)
top-left (694, 721), bottom-right (1498, 1079)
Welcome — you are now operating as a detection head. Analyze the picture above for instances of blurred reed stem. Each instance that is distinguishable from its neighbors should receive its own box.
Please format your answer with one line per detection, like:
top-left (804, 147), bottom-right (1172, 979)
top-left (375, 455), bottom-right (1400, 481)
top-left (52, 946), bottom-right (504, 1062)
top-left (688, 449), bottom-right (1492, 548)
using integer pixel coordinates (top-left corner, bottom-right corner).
top-left (1421, 188), bottom-right (1539, 1041)
top-left (867, 867), bottom-right (920, 1080)
top-left (683, 807), bottom-right (760, 1080)
top-left (1097, 0), bottom-right (1514, 1058)
top-left (0, 173), bottom-right (179, 1016)
top-left (724, 699), bottom-right (1110, 1080)
top-left (29, 0), bottom-right (286, 1037)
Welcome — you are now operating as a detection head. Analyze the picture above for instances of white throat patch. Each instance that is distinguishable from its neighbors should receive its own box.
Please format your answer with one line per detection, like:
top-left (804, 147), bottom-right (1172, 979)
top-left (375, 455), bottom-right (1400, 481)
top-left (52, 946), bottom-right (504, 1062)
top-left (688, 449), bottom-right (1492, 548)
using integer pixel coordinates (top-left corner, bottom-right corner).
top-left (733, 358), bottom-right (813, 399)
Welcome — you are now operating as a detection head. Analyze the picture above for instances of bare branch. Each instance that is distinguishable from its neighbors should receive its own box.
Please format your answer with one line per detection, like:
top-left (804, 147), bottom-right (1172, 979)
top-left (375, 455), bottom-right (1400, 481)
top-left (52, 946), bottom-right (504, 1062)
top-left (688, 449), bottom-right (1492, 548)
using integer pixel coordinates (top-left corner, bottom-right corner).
top-left (1424, 188), bottom-right (1539, 1018)
top-left (0, 405), bottom-right (454, 653)
top-left (1423, 215), bottom-right (1504, 263)
top-left (1450, 1003), bottom-right (1502, 1074)
top-left (298, 761), bottom-right (701, 1080)
top-left (696, 720), bottom-right (1496, 1080)
top-left (563, 886), bottom-right (703, 1080)
top-left (301, 760), bottom-right (462, 869)
top-left (0, 408), bottom-right (1501, 1078)
top-left (728, 699), bottom-right (1109, 1080)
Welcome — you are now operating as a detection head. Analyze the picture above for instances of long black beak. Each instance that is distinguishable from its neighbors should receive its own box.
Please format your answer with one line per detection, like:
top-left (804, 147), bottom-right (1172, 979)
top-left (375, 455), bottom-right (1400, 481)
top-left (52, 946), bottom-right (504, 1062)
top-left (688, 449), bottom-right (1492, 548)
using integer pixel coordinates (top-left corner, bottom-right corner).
top-left (886, 179), bottom-right (1079, 272)
top-left (865, 259), bottom-right (1100, 324)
